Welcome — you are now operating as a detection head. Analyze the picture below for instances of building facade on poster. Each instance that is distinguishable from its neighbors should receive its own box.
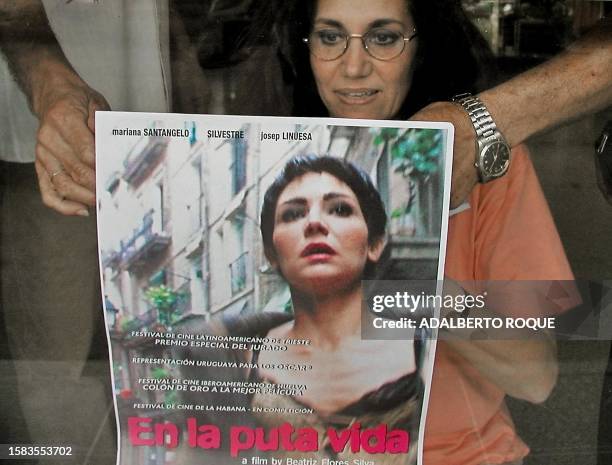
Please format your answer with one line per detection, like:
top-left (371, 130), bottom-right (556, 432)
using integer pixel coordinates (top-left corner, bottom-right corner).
top-left (97, 114), bottom-right (449, 465)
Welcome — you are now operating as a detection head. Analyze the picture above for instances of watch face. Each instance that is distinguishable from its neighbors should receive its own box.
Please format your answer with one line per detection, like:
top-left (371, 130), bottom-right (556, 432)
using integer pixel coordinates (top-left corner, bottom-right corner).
top-left (481, 141), bottom-right (510, 178)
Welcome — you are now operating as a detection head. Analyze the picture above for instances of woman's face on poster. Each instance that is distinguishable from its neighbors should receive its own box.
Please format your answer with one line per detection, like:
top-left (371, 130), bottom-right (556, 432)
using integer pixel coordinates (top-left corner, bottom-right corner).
top-left (309, 0), bottom-right (417, 120)
top-left (269, 172), bottom-right (383, 295)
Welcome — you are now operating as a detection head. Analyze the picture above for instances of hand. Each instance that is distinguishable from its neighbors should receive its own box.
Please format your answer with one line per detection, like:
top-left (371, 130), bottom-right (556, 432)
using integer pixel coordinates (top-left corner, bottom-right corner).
top-left (410, 101), bottom-right (478, 208)
top-left (33, 71), bottom-right (110, 216)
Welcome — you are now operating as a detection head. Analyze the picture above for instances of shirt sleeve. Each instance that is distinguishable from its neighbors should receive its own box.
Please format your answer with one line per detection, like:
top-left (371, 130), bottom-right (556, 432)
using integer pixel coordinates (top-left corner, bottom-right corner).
top-left (445, 145), bottom-right (579, 316)
top-left (475, 145), bottom-right (573, 281)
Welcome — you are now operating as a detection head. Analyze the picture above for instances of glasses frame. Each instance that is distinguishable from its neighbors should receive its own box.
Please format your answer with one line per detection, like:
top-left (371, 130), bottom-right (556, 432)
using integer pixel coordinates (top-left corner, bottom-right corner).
top-left (302, 27), bottom-right (418, 61)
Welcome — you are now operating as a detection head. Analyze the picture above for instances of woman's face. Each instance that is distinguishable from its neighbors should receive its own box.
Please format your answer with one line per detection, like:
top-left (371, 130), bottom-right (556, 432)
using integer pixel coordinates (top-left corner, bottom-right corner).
top-left (310, 0), bottom-right (417, 120)
top-left (269, 172), bottom-right (383, 295)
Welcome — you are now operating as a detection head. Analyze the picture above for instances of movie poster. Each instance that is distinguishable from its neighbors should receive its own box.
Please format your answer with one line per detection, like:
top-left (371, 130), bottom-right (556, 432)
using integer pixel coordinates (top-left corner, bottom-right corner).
top-left (95, 112), bottom-right (454, 465)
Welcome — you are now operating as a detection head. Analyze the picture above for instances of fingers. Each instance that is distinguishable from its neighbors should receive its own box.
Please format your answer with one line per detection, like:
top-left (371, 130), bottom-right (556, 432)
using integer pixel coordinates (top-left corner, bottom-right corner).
top-left (36, 143), bottom-right (96, 207)
top-left (410, 102), bottom-right (478, 208)
top-left (36, 86), bottom-right (109, 193)
top-left (37, 100), bottom-right (97, 191)
top-left (31, 75), bottom-right (110, 215)
top-left (35, 160), bottom-right (91, 217)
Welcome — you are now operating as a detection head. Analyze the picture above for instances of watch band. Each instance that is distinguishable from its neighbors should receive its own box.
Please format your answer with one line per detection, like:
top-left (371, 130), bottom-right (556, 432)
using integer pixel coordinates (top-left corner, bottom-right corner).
top-left (453, 93), bottom-right (499, 140)
top-left (452, 92), bottom-right (510, 183)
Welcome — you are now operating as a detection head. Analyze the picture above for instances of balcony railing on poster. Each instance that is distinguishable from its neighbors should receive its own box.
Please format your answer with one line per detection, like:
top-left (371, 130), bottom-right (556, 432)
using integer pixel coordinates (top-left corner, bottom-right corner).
top-left (174, 282), bottom-right (192, 317)
top-left (102, 250), bottom-right (121, 269)
top-left (229, 251), bottom-right (249, 295)
top-left (123, 135), bottom-right (168, 185)
top-left (119, 209), bottom-right (170, 269)
top-left (121, 307), bottom-right (158, 334)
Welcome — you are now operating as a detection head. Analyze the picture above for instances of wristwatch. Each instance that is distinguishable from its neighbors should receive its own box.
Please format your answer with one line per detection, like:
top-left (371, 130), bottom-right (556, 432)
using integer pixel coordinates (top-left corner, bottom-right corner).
top-left (452, 93), bottom-right (510, 183)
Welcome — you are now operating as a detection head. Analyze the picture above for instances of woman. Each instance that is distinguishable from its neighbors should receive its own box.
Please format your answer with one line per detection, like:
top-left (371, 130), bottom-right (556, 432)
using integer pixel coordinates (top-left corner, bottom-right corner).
top-left (258, 155), bottom-right (421, 463)
top-left (255, 1), bottom-right (573, 464)
top-left (177, 156), bottom-right (423, 465)
top-left (179, 1), bottom-right (572, 464)
top-left (261, 0), bottom-right (495, 119)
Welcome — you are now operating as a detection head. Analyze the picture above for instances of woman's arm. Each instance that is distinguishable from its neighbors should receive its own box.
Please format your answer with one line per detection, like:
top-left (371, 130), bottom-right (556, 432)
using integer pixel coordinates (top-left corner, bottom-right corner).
top-left (443, 324), bottom-right (558, 404)
top-left (463, 339), bottom-right (558, 405)
top-left (484, 15), bottom-right (612, 149)
top-left (412, 16), bottom-right (612, 208)
top-left (440, 145), bottom-right (580, 403)
top-left (439, 279), bottom-right (561, 404)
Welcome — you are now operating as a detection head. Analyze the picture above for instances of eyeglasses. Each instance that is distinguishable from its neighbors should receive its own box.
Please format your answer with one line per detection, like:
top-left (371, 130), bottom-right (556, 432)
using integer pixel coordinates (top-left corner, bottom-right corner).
top-left (303, 27), bottom-right (418, 61)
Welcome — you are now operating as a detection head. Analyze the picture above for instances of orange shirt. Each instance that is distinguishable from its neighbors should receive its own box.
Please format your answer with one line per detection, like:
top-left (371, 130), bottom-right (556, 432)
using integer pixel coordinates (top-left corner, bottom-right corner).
top-left (424, 146), bottom-right (574, 465)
